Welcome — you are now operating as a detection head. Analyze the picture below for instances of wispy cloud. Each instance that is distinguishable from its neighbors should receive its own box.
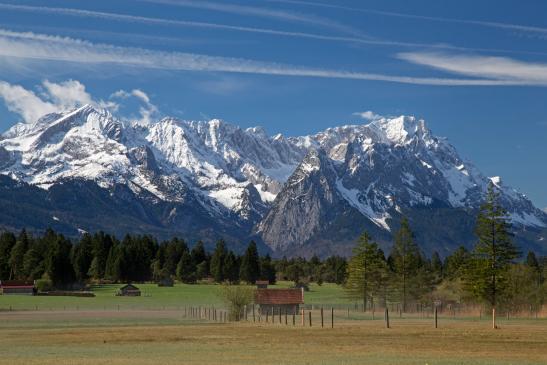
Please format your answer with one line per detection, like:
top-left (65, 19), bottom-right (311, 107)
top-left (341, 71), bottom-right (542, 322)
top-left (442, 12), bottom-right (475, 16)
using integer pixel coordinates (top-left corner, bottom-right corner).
top-left (0, 29), bottom-right (528, 86)
top-left (138, 0), bottom-right (366, 37)
top-left (0, 2), bottom-right (543, 57)
top-left (268, 0), bottom-right (547, 36)
top-left (0, 3), bottom-right (368, 45)
top-left (398, 52), bottom-right (547, 85)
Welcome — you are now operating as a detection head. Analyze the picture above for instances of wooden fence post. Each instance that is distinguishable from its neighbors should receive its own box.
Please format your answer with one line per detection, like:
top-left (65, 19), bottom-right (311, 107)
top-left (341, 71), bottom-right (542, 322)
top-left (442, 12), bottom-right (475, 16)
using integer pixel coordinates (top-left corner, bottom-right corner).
top-left (384, 307), bottom-right (390, 328)
top-left (492, 307), bottom-right (496, 329)
top-left (434, 306), bottom-right (438, 328)
top-left (266, 308), bottom-right (269, 323)
top-left (285, 308), bottom-right (288, 325)
top-left (321, 307), bottom-right (324, 328)
top-left (331, 307), bottom-right (334, 328)
top-left (279, 307), bottom-right (282, 324)
top-left (301, 308), bottom-right (305, 326)
top-left (253, 304), bottom-right (256, 322)
top-left (272, 307), bottom-right (275, 324)
top-left (292, 307), bottom-right (296, 326)
top-left (309, 311), bottom-right (312, 327)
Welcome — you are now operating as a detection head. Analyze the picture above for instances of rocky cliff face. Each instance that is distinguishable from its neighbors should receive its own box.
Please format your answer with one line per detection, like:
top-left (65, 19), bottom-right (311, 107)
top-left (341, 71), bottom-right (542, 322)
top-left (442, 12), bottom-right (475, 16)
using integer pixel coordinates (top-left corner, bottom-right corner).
top-left (1, 106), bottom-right (545, 256)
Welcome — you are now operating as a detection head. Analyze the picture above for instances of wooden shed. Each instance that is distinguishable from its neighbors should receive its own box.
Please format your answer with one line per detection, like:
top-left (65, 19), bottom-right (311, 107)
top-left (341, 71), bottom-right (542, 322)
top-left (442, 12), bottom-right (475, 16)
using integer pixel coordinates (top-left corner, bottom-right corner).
top-left (117, 284), bottom-right (141, 296)
top-left (255, 280), bottom-right (269, 289)
top-left (0, 280), bottom-right (36, 295)
top-left (255, 288), bottom-right (304, 315)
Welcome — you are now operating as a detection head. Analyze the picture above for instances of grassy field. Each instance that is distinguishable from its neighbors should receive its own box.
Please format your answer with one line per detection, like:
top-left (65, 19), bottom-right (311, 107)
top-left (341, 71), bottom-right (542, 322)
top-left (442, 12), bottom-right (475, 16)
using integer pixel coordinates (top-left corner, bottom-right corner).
top-left (0, 282), bottom-right (353, 311)
top-left (0, 310), bottom-right (545, 365)
top-left (1, 282), bottom-right (546, 364)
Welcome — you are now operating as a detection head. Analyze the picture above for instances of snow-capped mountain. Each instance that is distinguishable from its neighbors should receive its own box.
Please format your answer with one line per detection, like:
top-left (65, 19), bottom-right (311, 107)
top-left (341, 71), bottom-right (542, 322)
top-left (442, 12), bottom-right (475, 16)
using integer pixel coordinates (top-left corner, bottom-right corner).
top-left (1, 105), bottom-right (545, 256)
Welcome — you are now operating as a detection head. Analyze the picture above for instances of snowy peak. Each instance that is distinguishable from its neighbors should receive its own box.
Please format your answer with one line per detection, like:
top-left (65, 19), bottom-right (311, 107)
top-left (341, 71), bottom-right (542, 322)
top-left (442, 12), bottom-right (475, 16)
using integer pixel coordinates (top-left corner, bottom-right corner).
top-left (369, 115), bottom-right (429, 145)
top-left (0, 106), bottom-right (545, 255)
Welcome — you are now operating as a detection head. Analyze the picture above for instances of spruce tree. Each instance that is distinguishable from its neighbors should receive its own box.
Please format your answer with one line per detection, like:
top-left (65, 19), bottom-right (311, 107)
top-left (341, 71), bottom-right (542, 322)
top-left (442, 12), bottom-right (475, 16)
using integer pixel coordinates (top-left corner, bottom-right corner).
top-left (9, 229), bottom-right (30, 280)
top-left (260, 254), bottom-right (276, 284)
top-left (191, 241), bottom-right (209, 279)
top-left (72, 234), bottom-right (94, 282)
top-left (210, 239), bottom-right (227, 282)
top-left (345, 232), bottom-right (387, 311)
top-left (240, 241), bottom-right (260, 284)
top-left (466, 182), bottom-right (519, 328)
top-left (0, 232), bottom-right (16, 279)
top-left (223, 251), bottom-right (239, 283)
top-left (390, 217), bottom-right (423, 312)
top-left (176, 251), bottom-right (196, 283)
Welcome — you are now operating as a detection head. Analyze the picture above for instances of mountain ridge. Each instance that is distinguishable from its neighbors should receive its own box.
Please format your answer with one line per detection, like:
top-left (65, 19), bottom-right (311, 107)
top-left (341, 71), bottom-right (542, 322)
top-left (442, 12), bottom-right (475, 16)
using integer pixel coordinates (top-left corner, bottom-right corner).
top-left (1, 105), bottom-right (545, 256)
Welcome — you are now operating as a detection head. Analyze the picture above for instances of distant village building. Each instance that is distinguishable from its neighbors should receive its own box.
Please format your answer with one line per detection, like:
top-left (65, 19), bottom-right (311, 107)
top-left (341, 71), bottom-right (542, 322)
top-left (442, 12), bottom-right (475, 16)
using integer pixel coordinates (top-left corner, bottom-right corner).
top-left (0, 280), bottom-right (36, 295)
top-left (255, 288), bottom-right (304, 315)
top-left (157, 277), bottom-right (174, 287)
top-left (255, 280), bottom-right (269, 289)
top-left (117, 284), bottom-right (141, 296)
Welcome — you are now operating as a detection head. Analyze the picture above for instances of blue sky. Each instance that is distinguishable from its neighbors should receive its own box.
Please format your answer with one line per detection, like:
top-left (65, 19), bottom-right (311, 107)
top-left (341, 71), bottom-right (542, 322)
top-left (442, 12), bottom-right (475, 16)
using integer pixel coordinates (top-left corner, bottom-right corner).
top-left (0, 0), bottom-right (546, 208)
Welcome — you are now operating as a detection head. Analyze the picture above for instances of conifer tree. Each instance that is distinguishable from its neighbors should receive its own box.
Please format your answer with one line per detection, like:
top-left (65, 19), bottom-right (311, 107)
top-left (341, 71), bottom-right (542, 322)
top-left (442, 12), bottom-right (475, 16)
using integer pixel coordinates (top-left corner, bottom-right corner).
top-left (72, 233), bottom-right (93, 282)
top-left (260, 254), bottom-right (276, 284)
top-left (345, 232), bottom-right (387, 311)
top-left (210, 239), bottom-right (227, 282)
top-left (9, 229), bottom-right (30, 280)
top-left (191, 241), bottom-right (209, 279)
top-left (0, 232), bottom-right (16, 279)
top-left (223, 251), bottom-right (239, 283)
top-left (466, 182), bottom-right (519, 328)
top-left (176, 251), bottom-right (196, 283)
top-left (240, 241), bottom-right (260, 284)
top-left (390, 217), bottom-right (423, 312)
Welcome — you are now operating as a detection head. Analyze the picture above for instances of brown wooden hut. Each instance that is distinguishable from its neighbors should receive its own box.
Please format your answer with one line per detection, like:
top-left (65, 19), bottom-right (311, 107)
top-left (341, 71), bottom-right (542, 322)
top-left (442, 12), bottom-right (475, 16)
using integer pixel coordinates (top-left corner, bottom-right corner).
top-left (255, 288), bottom-right (304, 315)
top-left (117, 284), bottom-right (141, 296)
top-left (255, 280), bottom-right (269, 289)
top-left (0, 280), bottom-right (36, 295)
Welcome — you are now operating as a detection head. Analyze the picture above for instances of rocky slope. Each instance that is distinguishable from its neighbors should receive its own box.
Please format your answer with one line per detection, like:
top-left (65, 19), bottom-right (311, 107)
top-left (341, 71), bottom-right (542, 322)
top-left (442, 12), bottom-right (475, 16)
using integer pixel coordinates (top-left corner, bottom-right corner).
top-left (1, 105), bottom-right (545, 256)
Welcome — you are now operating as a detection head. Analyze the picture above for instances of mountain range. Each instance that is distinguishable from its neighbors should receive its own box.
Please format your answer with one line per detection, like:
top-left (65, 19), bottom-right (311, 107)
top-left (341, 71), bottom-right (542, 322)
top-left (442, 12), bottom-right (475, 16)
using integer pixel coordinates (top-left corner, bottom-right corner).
top-left (0, 105), bottom-right (545, 257)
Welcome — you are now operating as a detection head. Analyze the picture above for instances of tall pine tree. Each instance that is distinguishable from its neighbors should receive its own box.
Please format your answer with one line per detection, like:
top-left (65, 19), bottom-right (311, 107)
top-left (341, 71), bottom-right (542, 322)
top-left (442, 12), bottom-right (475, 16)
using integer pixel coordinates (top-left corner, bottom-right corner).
top-left (390, 217), bottom-right (423, 312)
top-left (210, 239), bottom-right (227, 282)
top-left (240, 241), bottom-right (260, 284)
top-left (466, 182), bottom-right (519, 328)
top-left (345, 232), bottom-right (387, 311)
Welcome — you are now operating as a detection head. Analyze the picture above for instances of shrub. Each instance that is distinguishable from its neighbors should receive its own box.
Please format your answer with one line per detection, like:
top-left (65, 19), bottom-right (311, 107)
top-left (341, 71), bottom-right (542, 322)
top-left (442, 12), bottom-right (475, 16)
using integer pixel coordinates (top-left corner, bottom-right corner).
top-left (36, 277), bottom-right (53, 292)
top-left (217, 285), bottom-right (255, 321)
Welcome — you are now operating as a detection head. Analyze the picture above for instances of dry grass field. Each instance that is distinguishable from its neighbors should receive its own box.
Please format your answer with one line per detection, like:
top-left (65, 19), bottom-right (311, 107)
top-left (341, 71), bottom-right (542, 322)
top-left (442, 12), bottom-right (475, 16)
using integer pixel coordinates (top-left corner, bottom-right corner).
top-left (0, 310), bottom-right (545, 365)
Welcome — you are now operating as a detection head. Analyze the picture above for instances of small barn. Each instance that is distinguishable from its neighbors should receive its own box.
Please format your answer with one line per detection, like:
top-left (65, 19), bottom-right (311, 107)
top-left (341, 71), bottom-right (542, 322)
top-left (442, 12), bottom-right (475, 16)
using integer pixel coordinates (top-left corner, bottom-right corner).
top-left (117, 284), bottom-right (141, 297)
top-left (157, 277), bottom-right (174, 287)
top-left (0, 280), bottom-right (36, 295)
top-left (255, 288), bottom-right (304, 315)
top-left (255, 280), bottom-right (269, 289)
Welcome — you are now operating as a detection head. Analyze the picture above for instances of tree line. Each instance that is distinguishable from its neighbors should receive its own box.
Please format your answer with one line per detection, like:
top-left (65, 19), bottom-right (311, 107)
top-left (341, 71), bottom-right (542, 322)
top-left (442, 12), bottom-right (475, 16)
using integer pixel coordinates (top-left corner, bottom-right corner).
top-left (0, 228), bottom-right (345, 288)
top-left (344, 183), bottom-right (546, 327)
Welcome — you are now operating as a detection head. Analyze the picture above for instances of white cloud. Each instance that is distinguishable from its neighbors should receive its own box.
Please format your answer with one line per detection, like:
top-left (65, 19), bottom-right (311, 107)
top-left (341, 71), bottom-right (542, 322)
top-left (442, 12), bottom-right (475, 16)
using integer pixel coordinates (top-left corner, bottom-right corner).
top-left (353, 111), bottom-right (382, 121)
top-left (42, 79), bottom-right (93, 110)
top-left (110, 89), bottom-right (159, 125)
top-left (543, 207), bottom-right (547, 213)
top-left (0, 79), bottom-right (158, 125)
top-left (0, 29), bottom-right (527, 86)
top-left (0, 81), bottom-right (57, 123)
top-left (398, 52), bottom-right (547, 85)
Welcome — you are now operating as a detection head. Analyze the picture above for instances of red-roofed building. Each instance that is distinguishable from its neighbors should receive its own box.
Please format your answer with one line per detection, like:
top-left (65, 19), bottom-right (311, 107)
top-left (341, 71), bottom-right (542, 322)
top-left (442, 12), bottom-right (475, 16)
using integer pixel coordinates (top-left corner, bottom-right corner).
top-left (255, 288), bottom-right (304, 315)
top-left (0, 280), bottom-right (36, 295)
